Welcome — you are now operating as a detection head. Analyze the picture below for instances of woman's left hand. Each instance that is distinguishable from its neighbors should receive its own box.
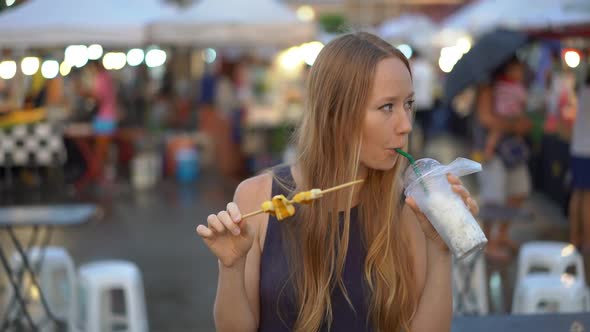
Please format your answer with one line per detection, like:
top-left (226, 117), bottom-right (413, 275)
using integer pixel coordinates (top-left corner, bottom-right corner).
top-left (406, 174), bottom-right (480, 252)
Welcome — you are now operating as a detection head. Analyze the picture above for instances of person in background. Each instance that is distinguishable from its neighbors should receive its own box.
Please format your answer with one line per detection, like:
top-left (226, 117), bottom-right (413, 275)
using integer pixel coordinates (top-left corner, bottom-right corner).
top-left (474, 58), bottom-right (533, 261)
top-left (569, 68), bottom-right (590, 254)
top-left (410, 49), bottom-right (435, 155)
top-left (195, 32), bottom-right (479, 332)
top-left (82, 60), bottom-right (118, 183)
top-left (546, 70), bottom-right (577, 135)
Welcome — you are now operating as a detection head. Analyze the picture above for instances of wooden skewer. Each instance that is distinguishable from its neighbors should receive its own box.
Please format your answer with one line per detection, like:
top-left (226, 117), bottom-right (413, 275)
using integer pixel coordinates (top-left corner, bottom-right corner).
top-left (241, 209), bottom-right (265, 220)
top-left (240, 179), bottom-right (365, 221)
top-left (319, 179), bottom-right (364, 195)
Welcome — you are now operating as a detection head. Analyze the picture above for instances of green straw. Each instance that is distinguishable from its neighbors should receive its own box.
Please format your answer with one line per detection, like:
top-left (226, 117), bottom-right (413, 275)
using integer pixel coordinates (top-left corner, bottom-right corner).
top-left (395, 148), bottom-right (429, 194)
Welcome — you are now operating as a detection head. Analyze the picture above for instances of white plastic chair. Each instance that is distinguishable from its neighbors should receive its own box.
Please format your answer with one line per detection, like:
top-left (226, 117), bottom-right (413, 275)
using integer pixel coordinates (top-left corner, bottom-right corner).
top-left (8, 246), bottom-right (77, 332)
top-left (77, 260), bottom-right (148, 332)
top-left (512, 274), bottom-right (590, 314)
top-left (516, 241), bottom-right (585, 284)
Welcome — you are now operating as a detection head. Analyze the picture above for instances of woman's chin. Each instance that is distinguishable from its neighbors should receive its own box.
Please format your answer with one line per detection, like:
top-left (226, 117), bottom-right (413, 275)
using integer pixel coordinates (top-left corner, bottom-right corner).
top-left (366, 159), bottom-right (398, 172)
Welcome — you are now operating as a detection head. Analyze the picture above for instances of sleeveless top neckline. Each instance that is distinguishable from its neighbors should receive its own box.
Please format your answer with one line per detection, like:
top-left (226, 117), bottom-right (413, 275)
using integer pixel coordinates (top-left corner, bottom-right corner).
top-left (258, 165), bottom-right (372, 332)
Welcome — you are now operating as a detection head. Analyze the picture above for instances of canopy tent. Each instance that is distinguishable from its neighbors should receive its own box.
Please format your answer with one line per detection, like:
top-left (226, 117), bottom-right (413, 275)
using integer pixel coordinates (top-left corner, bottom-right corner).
top-left (378, 14), bottom-right (438, 51)
top-left (149, 0), bottom-right (316, 47)
top-left (442, 0), bottom-right (507, 37)
top-left (0, 0), bottom-right (178, 48)
top-left (519, 0), bottom-right (590, 36)
top-left (441, 0), bottom-right (590, 38)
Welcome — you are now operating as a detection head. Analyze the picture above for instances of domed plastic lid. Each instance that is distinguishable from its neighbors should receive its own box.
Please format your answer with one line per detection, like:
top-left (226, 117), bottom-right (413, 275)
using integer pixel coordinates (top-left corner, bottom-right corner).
top-left (403, 157), bottom-right (482, 193)
top-left (403, 158), bottom-right (440, 189)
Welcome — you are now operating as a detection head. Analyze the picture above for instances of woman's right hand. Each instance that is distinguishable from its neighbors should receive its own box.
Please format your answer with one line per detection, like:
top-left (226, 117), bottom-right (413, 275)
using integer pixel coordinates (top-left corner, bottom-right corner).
top-left (196, 202), bottom-right (255, 268)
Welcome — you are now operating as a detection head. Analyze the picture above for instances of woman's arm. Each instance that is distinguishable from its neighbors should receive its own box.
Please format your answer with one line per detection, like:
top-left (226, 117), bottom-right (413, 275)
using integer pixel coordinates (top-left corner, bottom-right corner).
top-left (212, 174), bottom-right (272, 331)
top-left (412, 241), bottom-right (453, 332)
top-left (402, 205), bottom-right (452, 332)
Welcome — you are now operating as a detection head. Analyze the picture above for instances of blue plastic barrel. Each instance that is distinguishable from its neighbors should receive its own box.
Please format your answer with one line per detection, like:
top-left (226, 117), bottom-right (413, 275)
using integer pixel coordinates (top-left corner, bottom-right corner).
top-left (175, 148), bottom-right (199, 183)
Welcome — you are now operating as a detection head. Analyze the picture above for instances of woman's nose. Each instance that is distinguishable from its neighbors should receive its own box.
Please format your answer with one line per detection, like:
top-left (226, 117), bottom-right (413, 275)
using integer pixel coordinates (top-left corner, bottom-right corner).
top-left (394, 110), bottom-right (413, 135)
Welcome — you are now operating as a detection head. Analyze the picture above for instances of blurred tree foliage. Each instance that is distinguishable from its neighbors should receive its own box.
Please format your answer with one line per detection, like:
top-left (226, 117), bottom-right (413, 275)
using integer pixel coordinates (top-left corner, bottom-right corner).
top-left (318, 14), bottom-right (347, 34)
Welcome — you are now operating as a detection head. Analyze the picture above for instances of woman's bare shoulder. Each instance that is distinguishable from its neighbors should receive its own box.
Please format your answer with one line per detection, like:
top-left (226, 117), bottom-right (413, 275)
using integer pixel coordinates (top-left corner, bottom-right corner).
top-left (234, 172), bottom-right (274, 213)
top-left (235, 172), bottom-right (273, 200)
top-left (234, 172), bottom-right (274, 246)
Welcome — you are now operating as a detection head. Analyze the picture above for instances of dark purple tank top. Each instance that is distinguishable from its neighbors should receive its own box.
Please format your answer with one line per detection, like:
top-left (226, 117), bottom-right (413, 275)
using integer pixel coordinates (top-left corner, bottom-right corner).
top-left (258, 166), bottom-right (372, 331)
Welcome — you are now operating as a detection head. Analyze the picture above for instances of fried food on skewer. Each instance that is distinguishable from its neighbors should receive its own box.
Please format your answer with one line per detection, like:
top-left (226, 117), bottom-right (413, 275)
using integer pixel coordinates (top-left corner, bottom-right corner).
top-left (241, 180), bottom-right (363, 221)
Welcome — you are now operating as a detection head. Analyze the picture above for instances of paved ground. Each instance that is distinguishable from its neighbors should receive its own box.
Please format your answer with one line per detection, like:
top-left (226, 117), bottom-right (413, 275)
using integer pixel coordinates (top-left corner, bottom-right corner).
top-left (0, 134), bottom-right (585, 332)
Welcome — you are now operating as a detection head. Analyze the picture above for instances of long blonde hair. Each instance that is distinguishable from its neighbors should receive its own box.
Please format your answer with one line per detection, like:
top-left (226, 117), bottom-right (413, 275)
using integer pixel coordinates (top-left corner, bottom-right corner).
top-left (281, 32), bottom-right (418, 332)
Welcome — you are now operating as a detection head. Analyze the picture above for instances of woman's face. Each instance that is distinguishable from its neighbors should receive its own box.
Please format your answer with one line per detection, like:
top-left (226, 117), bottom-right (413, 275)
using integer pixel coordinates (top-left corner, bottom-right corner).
top-left (360, 57), bottom-right (414, 172)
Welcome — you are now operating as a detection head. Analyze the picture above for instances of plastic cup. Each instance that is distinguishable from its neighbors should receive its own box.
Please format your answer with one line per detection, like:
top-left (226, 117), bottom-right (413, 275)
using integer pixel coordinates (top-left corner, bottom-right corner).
top-left (404, 158), bottom-right (487, 260)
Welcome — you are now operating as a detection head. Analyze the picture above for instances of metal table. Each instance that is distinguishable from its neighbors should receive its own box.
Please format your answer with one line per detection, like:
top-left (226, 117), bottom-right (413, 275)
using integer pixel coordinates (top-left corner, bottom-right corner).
top-left (452, 313), bottom-right (590, 332)
top-left (0, 204), bottom-right (98, 331)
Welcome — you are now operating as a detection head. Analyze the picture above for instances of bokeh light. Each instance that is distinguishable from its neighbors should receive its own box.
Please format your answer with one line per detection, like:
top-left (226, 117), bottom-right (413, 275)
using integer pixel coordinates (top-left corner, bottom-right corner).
top-left (60, 61), bottom-right (72, 76)
top-left (127, 48), bottom-right (145, 66)
top-left (41, 60), bottom-right (59, 79)
top-left (87, 44), bottom-right (104, 60)
top-left (564, 50), bottom-right (580, 68)
top-left (21, 57), bottom-right (40, 76)
top-left (145, 49), bottom-right (167, 68)
top-left (296, 5), bottom-right (315, 22)
top-left (456, 37), bottom-right (472, 54)
top-left (103, 52), bottom-right (127, 70)
top-left (0, 61), bottom-right (17, 80)
top-left (397, 44), bottom-right (413, 59)
top-left (301, 41), bottom-right (324, 66)
top-left (65, 45), bottom-right (89, 68)
top-left (202, 48), bottom-right (217, 64)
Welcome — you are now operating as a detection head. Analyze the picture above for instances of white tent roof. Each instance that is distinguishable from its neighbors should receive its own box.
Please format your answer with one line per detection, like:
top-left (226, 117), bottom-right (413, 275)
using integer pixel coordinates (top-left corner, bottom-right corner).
top-left (442, 0), bottom-right (505, 36)
top-left (150, 0), bottom-right (316, 47)
top-left (519, 0), bottom-right (590, 30)
top-left (443, 0), bottom-right (590, 37)
top-left (0, 0), bottom-right (178, 48)
top-left (378, 14), bottom-right (438, 50)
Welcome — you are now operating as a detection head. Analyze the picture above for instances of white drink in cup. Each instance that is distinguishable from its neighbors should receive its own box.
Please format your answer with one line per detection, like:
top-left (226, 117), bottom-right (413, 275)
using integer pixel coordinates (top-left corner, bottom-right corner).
top-left (403, 158), bottom-right (487, 260)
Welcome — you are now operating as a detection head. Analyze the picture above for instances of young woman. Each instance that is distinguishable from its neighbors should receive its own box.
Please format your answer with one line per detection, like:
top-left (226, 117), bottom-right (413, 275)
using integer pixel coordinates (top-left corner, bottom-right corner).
top-left (196, 32), bottom-right (478, 332)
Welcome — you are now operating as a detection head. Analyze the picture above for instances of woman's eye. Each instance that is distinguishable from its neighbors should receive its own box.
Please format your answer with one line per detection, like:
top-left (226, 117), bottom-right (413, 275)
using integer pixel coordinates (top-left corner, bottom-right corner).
top-left (379, 103), bottom-right (394, 112)
top-left (404, 99), bottom-right (415, 111)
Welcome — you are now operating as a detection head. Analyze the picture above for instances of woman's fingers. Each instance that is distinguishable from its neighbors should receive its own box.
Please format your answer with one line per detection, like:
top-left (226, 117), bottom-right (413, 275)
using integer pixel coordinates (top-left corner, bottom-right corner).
top-left (218, 210), bottom-right (241, 236)
top-left (467, 197), bottom-right (480, 216)
top-left (449, 178), bottom-right (480, 216)
top-left (447, 173), bottom-right (462, 186)
top-left (200, 205), bottom-right (243, 241)
top-left (196, 224), bottom-right (213, 239)
top-left (405, 197), bottom-right (427, 221)
top-left (452, 184), bottom-right (471, 201)
top-left (207, 214), bottom-right (225, 233)
top-left (226, 202), bottom-right (242, 224)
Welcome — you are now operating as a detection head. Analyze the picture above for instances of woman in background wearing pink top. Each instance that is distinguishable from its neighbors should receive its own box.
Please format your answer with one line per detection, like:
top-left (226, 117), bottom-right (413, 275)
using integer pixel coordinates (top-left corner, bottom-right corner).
top-left (88, 60), bottom-right (118, 183)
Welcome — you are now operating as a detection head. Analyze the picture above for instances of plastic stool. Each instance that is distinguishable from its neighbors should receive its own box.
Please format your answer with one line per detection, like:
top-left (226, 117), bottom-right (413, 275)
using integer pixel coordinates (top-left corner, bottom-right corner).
top-left (77, 260), bottom-right (148, 332)
top-left (516, 241), bottom-right (585, 285)
top-left (8, 246), bottom-right (77, 331)
top-left (512, 274), bottom-right (590, 314)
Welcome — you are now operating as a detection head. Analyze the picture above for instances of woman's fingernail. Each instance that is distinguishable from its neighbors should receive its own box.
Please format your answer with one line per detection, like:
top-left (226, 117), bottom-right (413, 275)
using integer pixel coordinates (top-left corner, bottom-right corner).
top-left (232, 228), bottom-right (240, 235)
top-left (234, 215), bottom-right (241, 223)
